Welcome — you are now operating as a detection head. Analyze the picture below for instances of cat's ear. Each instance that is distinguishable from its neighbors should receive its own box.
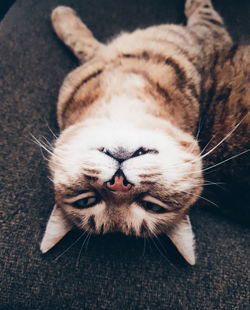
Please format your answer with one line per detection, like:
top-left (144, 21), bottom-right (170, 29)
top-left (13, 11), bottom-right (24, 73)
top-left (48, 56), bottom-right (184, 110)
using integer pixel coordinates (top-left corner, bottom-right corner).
top-left (40, 204), bottom-right (73, 253)
top-left (167, 215), bottom-right (196, 265)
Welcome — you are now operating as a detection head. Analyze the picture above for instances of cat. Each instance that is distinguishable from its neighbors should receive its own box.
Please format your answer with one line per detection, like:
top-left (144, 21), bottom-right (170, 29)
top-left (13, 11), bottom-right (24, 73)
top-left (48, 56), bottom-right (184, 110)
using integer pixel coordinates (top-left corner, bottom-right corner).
top-left (40, 0), bottom-right (249, 265)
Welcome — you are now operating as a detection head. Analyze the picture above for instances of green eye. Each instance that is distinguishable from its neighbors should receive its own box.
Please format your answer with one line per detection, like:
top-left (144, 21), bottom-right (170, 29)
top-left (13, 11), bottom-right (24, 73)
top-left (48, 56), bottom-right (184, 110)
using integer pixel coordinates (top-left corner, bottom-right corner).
top-left (72, 196), bottom-right (100, 209)
top-left (140, 201), bottom-right (167, 214)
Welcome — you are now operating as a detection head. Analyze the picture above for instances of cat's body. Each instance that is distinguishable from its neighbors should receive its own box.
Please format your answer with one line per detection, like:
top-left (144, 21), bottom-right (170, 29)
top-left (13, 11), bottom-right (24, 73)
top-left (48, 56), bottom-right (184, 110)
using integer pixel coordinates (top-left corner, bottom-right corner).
top-left (40, 0), bottom-right (249, 264)
top-left (200, 45), bottom-right (250, 224)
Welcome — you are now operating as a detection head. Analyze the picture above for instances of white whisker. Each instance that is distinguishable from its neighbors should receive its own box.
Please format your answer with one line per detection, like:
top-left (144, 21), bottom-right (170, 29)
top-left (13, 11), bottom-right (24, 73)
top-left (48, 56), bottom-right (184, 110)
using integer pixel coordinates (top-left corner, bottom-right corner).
top-left (171, 113), bottom-right (249, 171)
top-left (189, 182), bottom-right (224, 188)
top-left (150, 233), bottom-right (178, 269)
top-left (188, 147), bottom-right (250, 175)
top-left (41, 136), bottom-right (55, 151)
top-left (200, 135), bottom-right (214, 156)
top-left (180, 189), bottom-right (219, 207)
top-left (30, 133), bottom-right (65, 162)
top-left (30, 134), bottom-right (54, 156)
top-left (54, 230), bottom-right (87, 261)
top-left (202, 149), bottom-right (250, 173)
top-left (200, 114), bottom-right (248, 161)
top-left (150, 235), bottom-right (169, 262)
top-left (85, 233), bottom-right (92, 252)
top-left (76, 232), bottom-right (91, 267)
top-left (47, 176), bottom-right (54, 183)
top-left (45, 122), bottom-right (59, 139)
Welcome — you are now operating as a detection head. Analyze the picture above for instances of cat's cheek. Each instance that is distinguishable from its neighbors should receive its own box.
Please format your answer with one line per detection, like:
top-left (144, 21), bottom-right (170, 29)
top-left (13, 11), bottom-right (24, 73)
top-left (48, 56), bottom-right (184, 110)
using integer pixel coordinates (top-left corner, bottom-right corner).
top-left (131, 204), bottom-right (184, 236)
top-left (130, 204), bottom-right (158, 236)
top-left (64, 202), bottom-right (106, 232)
top-left (69, 213), bottom-right (84, 227)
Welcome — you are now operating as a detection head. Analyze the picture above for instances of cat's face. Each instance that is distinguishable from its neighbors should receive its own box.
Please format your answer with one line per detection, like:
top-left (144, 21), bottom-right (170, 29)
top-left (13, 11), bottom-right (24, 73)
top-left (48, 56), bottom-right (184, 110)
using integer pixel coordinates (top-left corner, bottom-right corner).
top-left (49, 120), bottom-right (203, 238)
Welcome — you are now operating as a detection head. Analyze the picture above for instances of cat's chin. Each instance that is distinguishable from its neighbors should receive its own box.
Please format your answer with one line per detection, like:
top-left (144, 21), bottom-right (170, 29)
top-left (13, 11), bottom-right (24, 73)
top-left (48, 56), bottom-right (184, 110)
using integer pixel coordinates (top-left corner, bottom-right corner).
top-left (40, 204), bottom-right (196, 265)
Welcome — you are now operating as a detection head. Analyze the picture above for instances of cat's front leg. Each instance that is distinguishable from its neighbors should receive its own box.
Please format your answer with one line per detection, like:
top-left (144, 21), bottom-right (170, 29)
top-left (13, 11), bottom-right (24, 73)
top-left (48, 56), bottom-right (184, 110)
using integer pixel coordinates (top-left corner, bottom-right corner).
top-left (185, 0), bottom-right (222, 23)
top-left (51, 6), bottom-right (102, 63)
top-left (185, 0), bottom-right (232, 48)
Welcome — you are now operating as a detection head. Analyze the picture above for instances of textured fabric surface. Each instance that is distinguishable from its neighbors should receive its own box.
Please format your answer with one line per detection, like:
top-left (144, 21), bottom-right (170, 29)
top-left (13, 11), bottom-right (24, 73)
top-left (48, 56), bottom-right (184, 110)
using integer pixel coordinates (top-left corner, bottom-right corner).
top-left (0, 0), bottom-right (16, 21)
top-left (0, 0), bottom-right (250, 309)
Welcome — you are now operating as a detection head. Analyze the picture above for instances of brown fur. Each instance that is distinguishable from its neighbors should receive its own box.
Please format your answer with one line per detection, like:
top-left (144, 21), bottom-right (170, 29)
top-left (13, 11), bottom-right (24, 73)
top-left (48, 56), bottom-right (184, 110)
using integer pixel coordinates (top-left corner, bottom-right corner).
top-left (50, 1), bottom-right (248, 227)
top-left (200, 45), bottom-right (250, 224)
top-left (39, 0), bottom-right (250, 262)
top-left (51, 2), bottom-right (249, 224)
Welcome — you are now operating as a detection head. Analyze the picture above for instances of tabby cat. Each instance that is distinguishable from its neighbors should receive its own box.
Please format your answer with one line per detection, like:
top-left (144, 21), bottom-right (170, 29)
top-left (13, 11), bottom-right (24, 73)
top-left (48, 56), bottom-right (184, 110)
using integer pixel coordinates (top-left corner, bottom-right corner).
top-left (40, 0), bottom-right (250, 265)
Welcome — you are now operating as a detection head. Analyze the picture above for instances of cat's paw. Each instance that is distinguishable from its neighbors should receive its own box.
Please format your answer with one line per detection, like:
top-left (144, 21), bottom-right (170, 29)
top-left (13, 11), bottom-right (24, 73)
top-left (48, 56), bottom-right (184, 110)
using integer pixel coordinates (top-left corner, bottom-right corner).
top-left (185, 0), bottom-right (212, 17)
top-left (51, 6), bottom-right (79, 45)
top-left (51, 6), bottom-right (77, 28)
top-left (50, 6), bottom-right (101, 62)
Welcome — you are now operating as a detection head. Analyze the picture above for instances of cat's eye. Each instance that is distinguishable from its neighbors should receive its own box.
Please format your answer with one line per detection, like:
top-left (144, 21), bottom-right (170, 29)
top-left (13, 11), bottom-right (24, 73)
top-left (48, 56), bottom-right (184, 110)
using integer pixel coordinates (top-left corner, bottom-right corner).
top-left (132, 147), bottom-right (158, 158)
top-left (140, 200), bottom-right (168, 214)
top-left (72, 196), bottom-right (100, 209)
top-left (132, 147), bottom-right (147, 157)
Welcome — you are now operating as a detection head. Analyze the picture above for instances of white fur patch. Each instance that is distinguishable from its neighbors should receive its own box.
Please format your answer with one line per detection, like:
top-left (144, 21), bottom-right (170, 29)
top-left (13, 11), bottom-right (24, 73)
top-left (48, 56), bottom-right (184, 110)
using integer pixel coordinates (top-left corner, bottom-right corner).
top-left (52, 114), bottom-right (202, 198)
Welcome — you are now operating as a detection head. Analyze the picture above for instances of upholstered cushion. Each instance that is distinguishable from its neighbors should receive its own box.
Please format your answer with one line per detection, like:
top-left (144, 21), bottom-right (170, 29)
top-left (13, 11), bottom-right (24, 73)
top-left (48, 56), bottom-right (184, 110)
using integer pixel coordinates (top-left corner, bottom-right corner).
top-left (1, 0), bottom-right (249, 309)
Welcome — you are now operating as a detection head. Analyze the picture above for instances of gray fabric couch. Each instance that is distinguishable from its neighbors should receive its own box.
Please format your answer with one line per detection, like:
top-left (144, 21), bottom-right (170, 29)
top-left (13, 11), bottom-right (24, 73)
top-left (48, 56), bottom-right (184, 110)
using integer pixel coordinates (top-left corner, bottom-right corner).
top-left (1, 0), bottom-right (249, 309)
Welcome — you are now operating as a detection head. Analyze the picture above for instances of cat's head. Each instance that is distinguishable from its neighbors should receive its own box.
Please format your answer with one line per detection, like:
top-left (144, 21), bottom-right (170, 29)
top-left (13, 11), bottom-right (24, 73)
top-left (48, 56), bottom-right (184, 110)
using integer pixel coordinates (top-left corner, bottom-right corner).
top-left (41, 119), bottom-right (203, 264)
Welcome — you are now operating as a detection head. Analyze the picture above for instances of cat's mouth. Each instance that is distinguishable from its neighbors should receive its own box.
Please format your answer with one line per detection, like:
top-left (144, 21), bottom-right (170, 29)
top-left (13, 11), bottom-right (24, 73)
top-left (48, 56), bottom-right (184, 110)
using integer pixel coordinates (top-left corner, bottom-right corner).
top-left (105, 169), bottom-right (134, 192)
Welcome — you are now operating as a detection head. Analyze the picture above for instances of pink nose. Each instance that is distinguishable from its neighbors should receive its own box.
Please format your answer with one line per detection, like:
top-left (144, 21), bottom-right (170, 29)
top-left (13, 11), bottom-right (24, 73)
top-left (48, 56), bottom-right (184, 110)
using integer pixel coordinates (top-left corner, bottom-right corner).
top-left (106, 175), bottom-right (132, 192)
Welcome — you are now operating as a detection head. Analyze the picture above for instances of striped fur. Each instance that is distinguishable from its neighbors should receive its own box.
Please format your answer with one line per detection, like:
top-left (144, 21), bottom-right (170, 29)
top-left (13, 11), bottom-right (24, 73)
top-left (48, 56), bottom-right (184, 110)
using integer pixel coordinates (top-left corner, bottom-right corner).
top-left (40, 0), bottom-right (249, 263)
